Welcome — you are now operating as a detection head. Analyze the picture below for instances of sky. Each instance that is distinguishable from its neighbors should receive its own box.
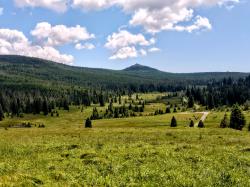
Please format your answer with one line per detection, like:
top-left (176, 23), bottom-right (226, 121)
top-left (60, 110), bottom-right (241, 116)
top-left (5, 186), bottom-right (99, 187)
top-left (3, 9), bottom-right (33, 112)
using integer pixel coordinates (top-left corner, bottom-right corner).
top-left (0, 0), bottom-right (249, 72)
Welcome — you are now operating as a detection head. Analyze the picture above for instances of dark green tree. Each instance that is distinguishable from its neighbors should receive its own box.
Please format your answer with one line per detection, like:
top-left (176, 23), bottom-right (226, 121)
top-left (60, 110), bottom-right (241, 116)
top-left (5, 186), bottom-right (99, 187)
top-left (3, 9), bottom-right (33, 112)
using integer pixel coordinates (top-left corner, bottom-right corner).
top-left (99, 94), bottom-right (105, 107)
top-left (42, 99), bottom-right (49, 116)
top-left (0, 104), bottom-right (4, 121)
top-left (171, 116), bottom-right (177, 127)
top-left (166, 107), bottom-right (171, 113)
top-left (85, 118), bottom-right (92, 128)
top-left (188, 96), bottom-right (194, 108)
top-left (230, 105), bottom-right (246, 130)
top-left (220, 113), bottom-right (229, 128)
top-left (91, 107), bottom-right (99, 120)
top-left (198, 120), bottom-right (205, 128)
top-left (189, 120), bottom-right (194, 127)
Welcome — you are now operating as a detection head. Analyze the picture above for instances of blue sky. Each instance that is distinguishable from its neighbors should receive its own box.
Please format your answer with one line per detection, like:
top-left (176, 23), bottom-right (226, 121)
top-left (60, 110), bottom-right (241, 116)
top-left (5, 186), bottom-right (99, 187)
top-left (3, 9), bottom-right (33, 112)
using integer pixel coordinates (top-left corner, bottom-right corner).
top-left (0, 0), bottom-right (249, 72)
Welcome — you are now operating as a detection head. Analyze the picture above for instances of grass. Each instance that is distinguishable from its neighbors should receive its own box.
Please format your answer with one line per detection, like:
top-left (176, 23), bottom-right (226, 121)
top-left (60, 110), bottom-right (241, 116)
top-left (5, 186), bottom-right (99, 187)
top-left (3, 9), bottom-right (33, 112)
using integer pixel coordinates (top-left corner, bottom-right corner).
top-left (0, 101), bottom-right (250, 186)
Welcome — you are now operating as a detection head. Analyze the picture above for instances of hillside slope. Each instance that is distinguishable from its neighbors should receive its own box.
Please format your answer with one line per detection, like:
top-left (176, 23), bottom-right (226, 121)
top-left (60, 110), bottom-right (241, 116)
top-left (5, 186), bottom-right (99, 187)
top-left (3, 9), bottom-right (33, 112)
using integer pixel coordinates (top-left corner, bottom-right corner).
top-left (0, 55), bottom-right (248, 91)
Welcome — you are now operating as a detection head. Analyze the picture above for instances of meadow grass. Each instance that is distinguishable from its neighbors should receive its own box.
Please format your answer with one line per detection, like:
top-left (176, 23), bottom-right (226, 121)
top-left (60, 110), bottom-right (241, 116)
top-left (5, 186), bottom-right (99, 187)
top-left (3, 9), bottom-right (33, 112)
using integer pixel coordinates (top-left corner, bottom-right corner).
top-left (0, 106), bottom-right (250, 186)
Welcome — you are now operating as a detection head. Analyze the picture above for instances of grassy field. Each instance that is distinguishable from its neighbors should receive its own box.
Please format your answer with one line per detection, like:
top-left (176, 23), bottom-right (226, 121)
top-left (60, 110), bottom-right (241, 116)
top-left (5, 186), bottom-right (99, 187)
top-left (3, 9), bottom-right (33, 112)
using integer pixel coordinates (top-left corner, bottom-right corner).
top-left (0, 94), bottom-right (250, 186)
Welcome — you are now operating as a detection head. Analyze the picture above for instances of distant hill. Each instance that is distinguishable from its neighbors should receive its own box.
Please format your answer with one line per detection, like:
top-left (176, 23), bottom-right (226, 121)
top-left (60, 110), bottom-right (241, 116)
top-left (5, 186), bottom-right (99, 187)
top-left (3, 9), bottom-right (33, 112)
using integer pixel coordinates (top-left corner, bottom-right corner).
top-left (124, 64), bottom-right (160, 72)
top-left (0, 55), bottom-right (249, 91)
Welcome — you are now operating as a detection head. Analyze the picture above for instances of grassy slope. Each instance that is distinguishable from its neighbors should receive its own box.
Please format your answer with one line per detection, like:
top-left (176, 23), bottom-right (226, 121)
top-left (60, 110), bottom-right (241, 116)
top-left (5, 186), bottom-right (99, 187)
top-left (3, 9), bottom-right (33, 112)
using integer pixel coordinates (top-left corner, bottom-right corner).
top-left (0, 105), bottom-right (250, 186)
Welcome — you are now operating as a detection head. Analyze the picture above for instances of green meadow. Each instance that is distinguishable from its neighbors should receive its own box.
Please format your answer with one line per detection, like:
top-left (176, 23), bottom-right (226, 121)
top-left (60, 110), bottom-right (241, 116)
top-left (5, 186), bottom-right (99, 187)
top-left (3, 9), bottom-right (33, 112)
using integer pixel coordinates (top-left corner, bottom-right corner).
top-left (0, 93), bottom-right (250, 186)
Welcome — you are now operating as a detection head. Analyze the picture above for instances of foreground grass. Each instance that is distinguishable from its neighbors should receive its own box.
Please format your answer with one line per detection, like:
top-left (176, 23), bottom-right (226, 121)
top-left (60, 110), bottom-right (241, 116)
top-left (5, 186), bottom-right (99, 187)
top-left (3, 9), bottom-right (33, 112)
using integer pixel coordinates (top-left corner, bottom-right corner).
top-left (0, 108), bottom-right (250, 186)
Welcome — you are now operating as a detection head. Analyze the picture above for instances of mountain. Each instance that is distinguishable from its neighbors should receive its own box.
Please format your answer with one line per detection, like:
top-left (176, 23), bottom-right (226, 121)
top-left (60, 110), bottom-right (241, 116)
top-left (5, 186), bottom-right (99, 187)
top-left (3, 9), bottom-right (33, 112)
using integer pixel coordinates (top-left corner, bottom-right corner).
top-left (0, 55), bottom-right (249, 92)
top-left (124, 64), bottom-right (160, 72)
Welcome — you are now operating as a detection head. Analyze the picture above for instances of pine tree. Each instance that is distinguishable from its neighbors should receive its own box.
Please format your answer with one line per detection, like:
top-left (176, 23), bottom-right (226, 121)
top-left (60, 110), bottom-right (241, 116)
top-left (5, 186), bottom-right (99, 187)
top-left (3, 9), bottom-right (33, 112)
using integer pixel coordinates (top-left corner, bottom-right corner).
top-left (171, 116), bottom-right (177, 127)
top-left (189, 120), bottom-right (194, 127)
top-left (85, 118), bottom-right (92, 128)
top-left (220, 113), bottom-right (229, 128)
top-left (91, 107), bottom-right (99, 120)
top-left (42, 99), bottom-right (49, 116)
top-left (188, 96), bottom-right (194, 108)
top-left (230, 105), bottom-right (246, 130)
top-left (0, 103), bottom-right (4, 121)
top-left (198, 120), bottom-right (205, 128)
top-left (166, 107), bottom-right (171, 113)
top-left (99, 94), bottom-right (105, 107)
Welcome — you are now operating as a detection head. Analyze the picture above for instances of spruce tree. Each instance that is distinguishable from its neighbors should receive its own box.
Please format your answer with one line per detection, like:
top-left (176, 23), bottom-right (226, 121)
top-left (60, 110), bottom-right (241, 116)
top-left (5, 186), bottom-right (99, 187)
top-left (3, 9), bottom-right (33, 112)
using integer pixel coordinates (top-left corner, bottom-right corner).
top-left (171, 116), bottom-right (177, 127)
top-left (99, 94), bottom-right (105, 107)
top-left (85, 118), bottom-right (92, 128)
top-left (188, 96), bottom-right (194, 108)
top-left (230, 105), bottom-right (246, 130)
top-left (42, 99), bottom-right (49, 116)
top-left (166, 107), bottom-right (171, 113)
top-left (0, 103), bottom-right (4, 121)
top-left (220, 113), bottom-right (229, 128)
top-left (189, 120), bottom-right (194, 127)
top-left (198, 120), bottom-right (205, 128)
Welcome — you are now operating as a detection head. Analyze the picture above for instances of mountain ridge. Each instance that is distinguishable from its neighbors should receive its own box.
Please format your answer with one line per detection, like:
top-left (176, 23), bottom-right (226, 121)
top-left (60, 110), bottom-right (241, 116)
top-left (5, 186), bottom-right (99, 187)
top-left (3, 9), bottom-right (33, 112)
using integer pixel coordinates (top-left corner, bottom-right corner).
top-left (0, 55), bottom-right (249, 92)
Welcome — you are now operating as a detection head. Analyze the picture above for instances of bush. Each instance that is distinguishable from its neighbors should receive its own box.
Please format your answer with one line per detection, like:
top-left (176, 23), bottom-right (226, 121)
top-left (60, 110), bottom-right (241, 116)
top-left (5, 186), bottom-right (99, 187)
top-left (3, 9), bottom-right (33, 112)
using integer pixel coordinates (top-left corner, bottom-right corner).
top-left (230, 105), bottom-right (246, 130)
top-left (248, 123), bottom-right (250, 132)
top-left (171, 116), bottom-right (177, 127)
top-left (198, 120), bottom-right (205, 128)
top-left (189, 120), bottom-right (194, 127)
top-left (85, 118), bottom-right (92, 128)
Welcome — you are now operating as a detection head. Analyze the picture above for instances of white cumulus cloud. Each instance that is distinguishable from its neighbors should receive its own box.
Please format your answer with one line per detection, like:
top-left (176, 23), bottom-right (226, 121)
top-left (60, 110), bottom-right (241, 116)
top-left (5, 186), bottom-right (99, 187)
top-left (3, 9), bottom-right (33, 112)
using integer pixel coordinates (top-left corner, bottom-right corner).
top-left (14, 0), bottom-right (68, 13)
top-left (105, 30), bottom-right (155, 60)
top-left (0, 28), bottom-right (74, 64)
top-left (75, 42), bottom-right (95, 50)
top-left (109, 46), bottom-right (138, 60)
top-left (31, 22), bottom-right (95, 46)
top-left (72, 0), bottom-right (239, 33)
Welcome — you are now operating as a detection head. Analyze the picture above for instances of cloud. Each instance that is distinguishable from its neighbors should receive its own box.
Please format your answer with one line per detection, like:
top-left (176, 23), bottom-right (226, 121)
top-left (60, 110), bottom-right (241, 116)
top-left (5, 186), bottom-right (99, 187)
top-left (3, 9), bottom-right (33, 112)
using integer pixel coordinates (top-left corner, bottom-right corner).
top-left (148, 47), bottom-right (160, 53)
top-left (0, 7), bottom-right (3, 16)
top-left (105, 30), bottom-right (151, 50)
top-left (31, 22), bottom-right (95, 47)
top-left (14, 0), bottom-right (68, 13)
top-left (109, 46), bottom-right (138, 60)
top-left (72, 0), bottom-right (239, 33)
top-left (75, 42), bottom-right (95, 50)
top-left (0, 28), bottom-right (73, 64)
top-left (105, 30), bottom-right (154, 60)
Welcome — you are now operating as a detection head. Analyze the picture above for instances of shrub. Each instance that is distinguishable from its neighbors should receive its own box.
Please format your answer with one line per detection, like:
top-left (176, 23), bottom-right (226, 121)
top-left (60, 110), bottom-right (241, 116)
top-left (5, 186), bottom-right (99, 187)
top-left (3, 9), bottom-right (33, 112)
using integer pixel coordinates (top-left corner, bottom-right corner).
top-left (230, 105), bottom-right (246, 130)
top-left (171, 116), bottom-right (177, 127)
top-left (248, 123), bottom-right (250, 132)
top-left (198, 120), bottom-right (205, 128)
top-left (85, 118), bottom-right (92, 128)
top-left (189, 120), bottom-right (194, 127)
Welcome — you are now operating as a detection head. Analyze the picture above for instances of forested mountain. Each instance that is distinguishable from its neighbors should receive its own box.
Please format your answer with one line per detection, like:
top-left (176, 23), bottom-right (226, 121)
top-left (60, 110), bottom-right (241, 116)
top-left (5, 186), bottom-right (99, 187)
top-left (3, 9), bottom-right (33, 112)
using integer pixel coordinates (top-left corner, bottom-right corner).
top-left (0, 55), bottom-right (249, 116)
top-left (0, 55), bottom-right (248, 92)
